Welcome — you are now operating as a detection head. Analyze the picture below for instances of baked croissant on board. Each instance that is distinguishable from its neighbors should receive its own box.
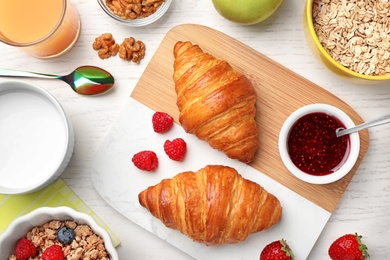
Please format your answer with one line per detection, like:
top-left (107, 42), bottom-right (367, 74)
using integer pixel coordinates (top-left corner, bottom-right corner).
top-left (138, 165), bottom-right (282, 246)
top-left (173, 41), bottom-right (259, 163)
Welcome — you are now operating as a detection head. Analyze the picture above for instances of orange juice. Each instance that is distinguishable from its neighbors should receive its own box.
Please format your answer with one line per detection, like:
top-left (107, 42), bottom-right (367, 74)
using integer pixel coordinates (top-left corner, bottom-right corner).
top-left (0, 0), bottom-right (81, 58)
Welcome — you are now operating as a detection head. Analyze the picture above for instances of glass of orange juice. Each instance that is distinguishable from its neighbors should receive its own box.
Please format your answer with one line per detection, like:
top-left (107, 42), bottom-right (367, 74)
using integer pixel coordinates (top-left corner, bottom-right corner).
top-left (0, 0), bottom-right (81, 59)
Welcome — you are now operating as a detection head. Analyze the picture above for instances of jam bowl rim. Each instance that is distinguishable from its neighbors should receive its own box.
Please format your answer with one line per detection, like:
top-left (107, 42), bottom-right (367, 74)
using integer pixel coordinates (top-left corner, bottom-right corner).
top-left (278, 103), bottom-right (360, 185)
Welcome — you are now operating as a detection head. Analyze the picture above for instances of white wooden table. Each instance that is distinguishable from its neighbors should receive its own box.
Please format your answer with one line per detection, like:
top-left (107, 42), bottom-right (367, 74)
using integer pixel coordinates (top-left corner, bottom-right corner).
top-left (1, 0), bottom-right (389, 259)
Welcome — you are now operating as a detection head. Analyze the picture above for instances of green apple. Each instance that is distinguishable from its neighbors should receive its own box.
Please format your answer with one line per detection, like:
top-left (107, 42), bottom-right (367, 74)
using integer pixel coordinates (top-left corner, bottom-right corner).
top-left (212, 0), bottom-right (283, 25)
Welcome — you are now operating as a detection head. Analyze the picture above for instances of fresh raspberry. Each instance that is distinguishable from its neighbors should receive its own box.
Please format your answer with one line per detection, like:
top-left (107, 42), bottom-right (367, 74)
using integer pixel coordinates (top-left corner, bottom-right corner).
top-left (132, 150), bottom-right (158, 171)
top-left (164, 138), bottom-right (187, 161)
top-left (14, 238), bottom-right (36, 260)
top-left (152, 112), bottom-right (174, 133)
top-left (42, 245), bottom-right (64, 260)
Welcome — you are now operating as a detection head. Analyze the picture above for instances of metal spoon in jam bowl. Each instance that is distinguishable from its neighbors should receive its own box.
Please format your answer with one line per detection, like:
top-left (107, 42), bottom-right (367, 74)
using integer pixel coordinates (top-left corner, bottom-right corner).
top-left (336, 112), bottom-right (390, 137)
top-left (0, 66), bottom-right (114, 95)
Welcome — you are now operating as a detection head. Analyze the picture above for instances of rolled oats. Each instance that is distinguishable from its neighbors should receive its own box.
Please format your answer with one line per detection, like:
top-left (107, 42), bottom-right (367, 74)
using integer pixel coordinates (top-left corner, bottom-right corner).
top-left (312, 0), bottom-right (390, 76)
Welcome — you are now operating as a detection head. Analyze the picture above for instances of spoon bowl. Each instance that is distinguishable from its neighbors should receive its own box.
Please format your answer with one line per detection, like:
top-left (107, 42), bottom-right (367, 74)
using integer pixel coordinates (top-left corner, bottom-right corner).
top-left (0, 66), bottom-right (114, 95)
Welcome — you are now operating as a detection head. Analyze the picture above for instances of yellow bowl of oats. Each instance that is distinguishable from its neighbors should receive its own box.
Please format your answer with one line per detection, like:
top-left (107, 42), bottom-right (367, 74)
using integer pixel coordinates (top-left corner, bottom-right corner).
top-left (97, 0), bottom-right (172, 27)
top-left (304, 0), bottom-right (390, 83)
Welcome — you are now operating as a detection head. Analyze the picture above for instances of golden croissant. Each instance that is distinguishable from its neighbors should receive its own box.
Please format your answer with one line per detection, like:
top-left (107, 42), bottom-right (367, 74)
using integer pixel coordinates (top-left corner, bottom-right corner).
top-left (173, 41), bottom-right (259, 163)
top-left (138, 165), bottom-right (282, 245)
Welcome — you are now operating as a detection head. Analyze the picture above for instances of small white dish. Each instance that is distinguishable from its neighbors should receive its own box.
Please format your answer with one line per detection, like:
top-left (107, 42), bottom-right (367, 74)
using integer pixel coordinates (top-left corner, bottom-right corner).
top-left (0, 206), bottom-right (119, 260)
top-left (0, 80), bottom-right (74, 194)
top-left (279, 104), bottom-right (360, 184)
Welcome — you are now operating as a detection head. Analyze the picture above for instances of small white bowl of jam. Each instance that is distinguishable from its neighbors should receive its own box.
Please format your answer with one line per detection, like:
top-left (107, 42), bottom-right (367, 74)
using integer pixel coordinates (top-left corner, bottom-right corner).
top-left (279, 104), bottom-right (360, 184)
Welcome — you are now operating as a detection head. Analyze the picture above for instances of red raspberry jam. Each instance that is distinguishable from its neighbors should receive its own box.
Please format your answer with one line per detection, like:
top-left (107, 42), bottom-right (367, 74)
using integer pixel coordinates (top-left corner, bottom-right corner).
top-left (287, 112), bottom-right (349, 176)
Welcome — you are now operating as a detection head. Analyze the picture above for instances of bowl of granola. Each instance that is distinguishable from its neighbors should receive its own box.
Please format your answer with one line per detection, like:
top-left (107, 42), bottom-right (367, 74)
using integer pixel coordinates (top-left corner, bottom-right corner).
top-left (304, 0), bottom-right (390, 83)
top-left (0, 206), bottom-right (118, 260)
top-left (97, 0), bottom-right (172, 27)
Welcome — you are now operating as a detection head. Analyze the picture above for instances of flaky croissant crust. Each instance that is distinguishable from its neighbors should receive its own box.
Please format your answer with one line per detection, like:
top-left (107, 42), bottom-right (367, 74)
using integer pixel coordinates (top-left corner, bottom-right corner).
top-left (173, 41), bottom-right (259, 163)
top-left (138, 165), bottom-right (282, 245)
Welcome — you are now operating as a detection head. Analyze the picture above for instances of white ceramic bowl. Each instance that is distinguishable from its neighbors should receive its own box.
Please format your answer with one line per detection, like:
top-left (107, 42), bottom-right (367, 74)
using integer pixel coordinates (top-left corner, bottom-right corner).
top-left (279, 104), bottom-right (360, 184)
top-left (0, 80), bottom-right (74, 194)
top-left (0, 206), bottom-right (119, 260)
top-left (97, 0), bottom-right (172, 27)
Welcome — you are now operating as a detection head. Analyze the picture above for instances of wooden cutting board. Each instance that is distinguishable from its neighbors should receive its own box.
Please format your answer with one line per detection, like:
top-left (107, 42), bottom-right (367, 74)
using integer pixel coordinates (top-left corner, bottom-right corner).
top-left (131, 24), bottom-right (369, 213)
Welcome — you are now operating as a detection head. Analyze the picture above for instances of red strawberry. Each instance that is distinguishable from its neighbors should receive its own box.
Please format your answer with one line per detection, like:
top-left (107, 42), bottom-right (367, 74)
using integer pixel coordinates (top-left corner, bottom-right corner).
top-left (152, 112), bottom-right (174, 133)
top-left (42, 245), bottom-right (64, 260)
top-left (164, 138), bottom-right (187, 161)
top-left (260, 239), bottom-right (294, 260)
top-left (14, 238), bottom-right (36, 260)
top-left (328, 233), bottom-right (369, 260)
top-left (132, 150), bottom-right (158, 171)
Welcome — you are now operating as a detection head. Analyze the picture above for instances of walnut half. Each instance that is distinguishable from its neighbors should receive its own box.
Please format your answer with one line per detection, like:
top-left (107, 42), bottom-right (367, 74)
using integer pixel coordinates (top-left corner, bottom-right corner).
top-left (118, 37), bottom-right (146, 63)
top-left (92, 33), bottom-right (119, 59)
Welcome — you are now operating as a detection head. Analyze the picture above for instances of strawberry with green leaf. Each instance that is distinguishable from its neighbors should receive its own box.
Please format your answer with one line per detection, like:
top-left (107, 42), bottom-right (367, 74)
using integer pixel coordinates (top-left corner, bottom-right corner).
top-left (328, 233), bottom-right (369, 260)
top-left (260, 239), bottom-right (294, 260)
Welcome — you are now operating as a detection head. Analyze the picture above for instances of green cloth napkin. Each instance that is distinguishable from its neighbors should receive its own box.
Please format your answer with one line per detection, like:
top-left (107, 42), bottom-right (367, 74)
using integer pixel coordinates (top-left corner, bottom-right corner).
top-left (0, 178), bottom-right (120, 247)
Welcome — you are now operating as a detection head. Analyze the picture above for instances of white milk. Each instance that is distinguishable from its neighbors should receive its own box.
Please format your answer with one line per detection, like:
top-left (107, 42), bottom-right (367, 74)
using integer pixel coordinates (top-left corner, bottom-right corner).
top-left (0, 90), bottom-right (67, 190)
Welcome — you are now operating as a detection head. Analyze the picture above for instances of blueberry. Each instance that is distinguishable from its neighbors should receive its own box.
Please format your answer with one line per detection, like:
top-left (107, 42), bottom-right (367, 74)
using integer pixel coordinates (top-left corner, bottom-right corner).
top-left (56, 226), bottom-right (75, 245)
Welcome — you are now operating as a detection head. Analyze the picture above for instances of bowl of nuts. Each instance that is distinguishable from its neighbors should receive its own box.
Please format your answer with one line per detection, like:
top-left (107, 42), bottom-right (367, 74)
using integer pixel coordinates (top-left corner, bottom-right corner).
top-left (0, 206), bottom-right (119, 260)
top-left (97, 0), bottom-right (172, 27)
top-left (304, 0), bottom-right (390, 83)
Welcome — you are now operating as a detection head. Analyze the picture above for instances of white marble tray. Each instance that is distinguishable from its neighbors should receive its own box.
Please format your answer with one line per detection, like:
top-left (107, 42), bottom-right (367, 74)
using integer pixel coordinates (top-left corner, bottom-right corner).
top-left (91, 98), bottom-right (331, 259)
